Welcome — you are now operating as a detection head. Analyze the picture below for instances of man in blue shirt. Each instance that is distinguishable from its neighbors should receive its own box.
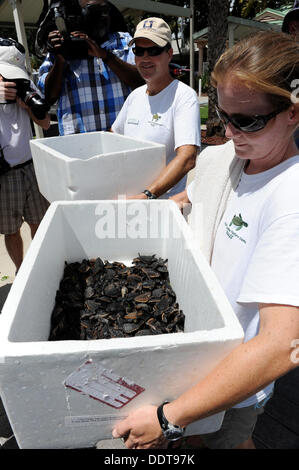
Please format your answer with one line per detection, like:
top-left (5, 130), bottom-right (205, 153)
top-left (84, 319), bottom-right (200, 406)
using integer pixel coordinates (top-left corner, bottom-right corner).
top-left (37, 0), bottom-right (143, 135)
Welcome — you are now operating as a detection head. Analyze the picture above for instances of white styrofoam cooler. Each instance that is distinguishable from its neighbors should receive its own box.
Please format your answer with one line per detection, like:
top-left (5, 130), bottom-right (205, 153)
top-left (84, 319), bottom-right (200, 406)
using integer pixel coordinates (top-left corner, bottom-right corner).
top-left (29, 132), bottom-right (166, 202)
top-left (0, 201), bottom-right (244, 449)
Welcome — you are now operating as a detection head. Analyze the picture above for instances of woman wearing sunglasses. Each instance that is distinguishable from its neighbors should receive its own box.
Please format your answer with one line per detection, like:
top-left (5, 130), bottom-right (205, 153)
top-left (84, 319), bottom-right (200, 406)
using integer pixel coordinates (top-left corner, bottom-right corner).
top-left (112, 31), bottom-right (299, 449)
top-left (111, 18), bottom-right (200, 199)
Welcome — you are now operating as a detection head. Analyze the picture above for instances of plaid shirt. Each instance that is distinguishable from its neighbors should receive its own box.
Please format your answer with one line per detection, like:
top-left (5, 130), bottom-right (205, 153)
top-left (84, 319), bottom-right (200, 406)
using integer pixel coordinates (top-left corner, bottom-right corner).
top-left (38, 32), bottom-right (135, 135)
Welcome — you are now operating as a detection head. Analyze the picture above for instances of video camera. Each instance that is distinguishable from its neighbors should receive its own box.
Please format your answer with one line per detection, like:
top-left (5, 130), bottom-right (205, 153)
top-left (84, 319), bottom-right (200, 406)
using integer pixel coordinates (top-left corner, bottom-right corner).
top-left (49, 0), bottom-right (89, 60)
top-left (3, 77), bottom-right (51, 120)
top-left (35, 0), bottom-right (110, 60)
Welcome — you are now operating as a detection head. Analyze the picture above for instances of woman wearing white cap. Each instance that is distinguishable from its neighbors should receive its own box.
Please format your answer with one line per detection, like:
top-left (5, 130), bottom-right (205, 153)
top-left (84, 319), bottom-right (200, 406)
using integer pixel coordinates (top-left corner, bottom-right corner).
top-left (111, 18), bottom-right (201, 199)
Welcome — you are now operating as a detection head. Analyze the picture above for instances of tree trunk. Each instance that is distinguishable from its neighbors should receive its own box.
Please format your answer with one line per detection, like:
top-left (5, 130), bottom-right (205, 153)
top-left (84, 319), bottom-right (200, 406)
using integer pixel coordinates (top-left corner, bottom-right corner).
top-left (174, 19), bottom-right (182, 59)
top-left (206, 0), bottom-right (230, 137)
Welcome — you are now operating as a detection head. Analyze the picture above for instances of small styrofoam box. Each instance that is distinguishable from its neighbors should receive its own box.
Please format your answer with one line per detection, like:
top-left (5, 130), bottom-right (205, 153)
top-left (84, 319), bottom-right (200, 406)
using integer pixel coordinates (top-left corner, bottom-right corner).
top-left (29, 132), bottom-right (165, 202)
top-left (0, 201), bottom-right (244, 449)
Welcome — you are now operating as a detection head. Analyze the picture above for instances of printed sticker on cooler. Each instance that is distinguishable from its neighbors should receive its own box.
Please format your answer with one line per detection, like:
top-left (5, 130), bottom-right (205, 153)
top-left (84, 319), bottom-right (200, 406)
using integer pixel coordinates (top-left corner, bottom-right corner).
top-left (63, 360), bottom-right (145, 409)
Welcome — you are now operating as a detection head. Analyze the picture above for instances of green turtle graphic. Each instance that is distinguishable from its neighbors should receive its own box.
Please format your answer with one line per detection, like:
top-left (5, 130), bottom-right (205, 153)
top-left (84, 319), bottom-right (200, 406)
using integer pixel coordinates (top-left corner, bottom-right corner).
top-left (152, 113), bottom-right (161, 122)
top-left (229, 213), bottom-right (248, 231)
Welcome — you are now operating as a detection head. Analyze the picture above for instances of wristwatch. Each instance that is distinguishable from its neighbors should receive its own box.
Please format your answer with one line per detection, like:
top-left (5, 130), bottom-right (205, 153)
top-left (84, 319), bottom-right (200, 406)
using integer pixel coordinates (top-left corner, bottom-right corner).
top-left (157, 401), bottom-right (185, 441)
top-left (143, 189), bottom-right (157, 199)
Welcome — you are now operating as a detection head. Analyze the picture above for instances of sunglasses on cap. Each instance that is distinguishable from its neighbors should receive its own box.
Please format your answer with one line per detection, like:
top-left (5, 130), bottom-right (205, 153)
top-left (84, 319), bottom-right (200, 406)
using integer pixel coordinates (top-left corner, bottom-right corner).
top-left (215, 104), bottom-right (289, 133)
top-left (0, 38), bottom-right (25, 54)
top-left (132, 45), bottom-right (168, 57)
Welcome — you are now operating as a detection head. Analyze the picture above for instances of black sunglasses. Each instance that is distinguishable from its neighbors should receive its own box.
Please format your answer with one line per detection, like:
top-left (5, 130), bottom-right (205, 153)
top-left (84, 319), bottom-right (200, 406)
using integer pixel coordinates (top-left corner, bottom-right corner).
top-left (132, 45), bottom-right (168, 57)
top-left (0, 38), bottom-right (25, 54)
top-left (215, 104), bottom-right (289, 133)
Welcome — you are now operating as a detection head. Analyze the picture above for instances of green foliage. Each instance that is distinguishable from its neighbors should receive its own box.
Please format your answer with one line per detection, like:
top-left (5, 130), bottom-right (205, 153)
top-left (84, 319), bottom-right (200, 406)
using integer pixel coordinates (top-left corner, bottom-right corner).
top-left (232, 0), bottom-right (292, 19)
top-left (200, 69), bottom-right (210, 93)
top-left (200, 105), bottom-right (208, 124)
top-left (30, 55), bottom-right (42, 71)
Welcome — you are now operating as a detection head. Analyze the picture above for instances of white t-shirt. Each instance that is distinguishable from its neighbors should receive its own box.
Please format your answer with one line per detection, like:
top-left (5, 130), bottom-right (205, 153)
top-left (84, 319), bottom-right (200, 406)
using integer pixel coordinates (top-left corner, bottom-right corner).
top-left (112, 79), bottom-right (201, 197)
top-left (189, 155), bottom-right (299, 407)
top-left (0, 103), bottom-right (33, 166)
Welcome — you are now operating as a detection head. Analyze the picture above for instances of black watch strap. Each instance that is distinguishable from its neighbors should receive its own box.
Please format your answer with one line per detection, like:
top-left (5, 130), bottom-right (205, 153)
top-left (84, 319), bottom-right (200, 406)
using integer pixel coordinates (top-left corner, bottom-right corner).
top-left (143, 189), bottom-right (157, 199)
top-left (157, 401), bottom-right (170, 431)
top-left (157, 401), bottom-right (185, 440)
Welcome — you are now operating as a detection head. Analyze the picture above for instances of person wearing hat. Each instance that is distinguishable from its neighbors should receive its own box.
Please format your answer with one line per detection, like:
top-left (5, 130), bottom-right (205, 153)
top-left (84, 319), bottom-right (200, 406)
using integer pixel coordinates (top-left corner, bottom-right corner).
top-left (0, 38), bottom-right (50, 274)
top-left (37, 0), bottom-right (143, 136)
top-left (111, 17), bottom-right (200, 199)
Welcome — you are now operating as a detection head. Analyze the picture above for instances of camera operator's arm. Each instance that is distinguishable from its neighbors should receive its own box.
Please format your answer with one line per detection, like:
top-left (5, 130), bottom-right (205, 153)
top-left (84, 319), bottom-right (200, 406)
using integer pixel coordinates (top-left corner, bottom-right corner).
top-left (81, 34), bottom-right (144, 89)
top-left (17, 98), bottom-right (50, 130)
top-left (102, 50), bottom-right (143, 89)
top-left (42, 31), bottom-right (66, 105)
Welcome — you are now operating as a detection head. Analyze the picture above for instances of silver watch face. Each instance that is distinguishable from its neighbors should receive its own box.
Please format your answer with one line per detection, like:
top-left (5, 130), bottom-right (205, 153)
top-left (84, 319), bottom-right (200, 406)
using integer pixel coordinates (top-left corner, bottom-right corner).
top-left (163, 426), bottom-right (185, 441)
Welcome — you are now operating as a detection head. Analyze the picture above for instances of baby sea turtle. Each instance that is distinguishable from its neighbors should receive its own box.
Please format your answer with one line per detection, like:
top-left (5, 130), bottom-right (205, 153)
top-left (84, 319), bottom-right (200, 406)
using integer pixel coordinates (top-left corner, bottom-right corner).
top-left (49, 254), bottom-right (185, 340)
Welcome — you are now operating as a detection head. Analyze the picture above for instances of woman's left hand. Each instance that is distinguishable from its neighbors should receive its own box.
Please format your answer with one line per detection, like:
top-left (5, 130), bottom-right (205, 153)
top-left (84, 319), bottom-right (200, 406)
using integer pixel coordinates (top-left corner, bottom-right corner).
top-left (112, 405), bottom-right (168, 449)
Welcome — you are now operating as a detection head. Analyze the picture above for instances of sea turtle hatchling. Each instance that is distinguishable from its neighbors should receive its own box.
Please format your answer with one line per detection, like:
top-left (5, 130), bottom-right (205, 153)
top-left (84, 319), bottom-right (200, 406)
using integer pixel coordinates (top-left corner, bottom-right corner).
top-left (49, 254), bottom-right (185, 341)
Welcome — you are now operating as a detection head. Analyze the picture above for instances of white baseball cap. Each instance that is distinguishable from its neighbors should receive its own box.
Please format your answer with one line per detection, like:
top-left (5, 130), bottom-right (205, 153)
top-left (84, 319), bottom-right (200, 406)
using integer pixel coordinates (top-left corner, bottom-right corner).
top-left (0, 39), bottom-right (29, 80)
top-left (128, 18), bottom-right (172, 47)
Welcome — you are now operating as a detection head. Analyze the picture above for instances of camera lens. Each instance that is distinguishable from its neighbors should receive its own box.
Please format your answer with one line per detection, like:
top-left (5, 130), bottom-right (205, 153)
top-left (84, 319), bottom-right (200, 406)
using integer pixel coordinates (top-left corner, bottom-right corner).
top-left (2, 78), bottom-right (50, 119)
top-left (25, 94), bottom-right (50, 120)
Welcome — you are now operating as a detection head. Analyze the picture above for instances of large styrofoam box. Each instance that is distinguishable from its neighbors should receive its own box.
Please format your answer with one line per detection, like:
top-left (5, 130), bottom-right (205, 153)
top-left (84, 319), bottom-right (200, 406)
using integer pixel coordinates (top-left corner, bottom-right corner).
top-left (29, 132), bottom-right (166, 202)
top-left (0, 201), bottom-right (244, 449)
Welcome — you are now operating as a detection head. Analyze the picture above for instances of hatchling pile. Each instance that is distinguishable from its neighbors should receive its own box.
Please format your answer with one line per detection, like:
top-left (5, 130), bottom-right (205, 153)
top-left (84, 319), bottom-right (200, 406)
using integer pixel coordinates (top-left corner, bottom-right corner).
top-left (48, 254), bottom-right (185, 341)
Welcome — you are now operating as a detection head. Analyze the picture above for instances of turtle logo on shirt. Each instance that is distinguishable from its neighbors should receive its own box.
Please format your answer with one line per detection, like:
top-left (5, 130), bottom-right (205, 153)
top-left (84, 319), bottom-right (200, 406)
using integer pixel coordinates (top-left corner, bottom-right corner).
top-left (152, 113), bottom-right (161, 122)
top-left (229, 214), bottom-right (248, 231)
top-left (150, 113), bottom-right (162, 127)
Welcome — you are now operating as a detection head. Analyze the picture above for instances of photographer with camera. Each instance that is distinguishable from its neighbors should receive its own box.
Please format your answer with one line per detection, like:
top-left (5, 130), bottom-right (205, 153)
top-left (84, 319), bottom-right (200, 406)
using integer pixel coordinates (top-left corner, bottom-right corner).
top-left (37, 0), bottom-right (143, 135)
top-left (0, 38), bottom-right (50, 274)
